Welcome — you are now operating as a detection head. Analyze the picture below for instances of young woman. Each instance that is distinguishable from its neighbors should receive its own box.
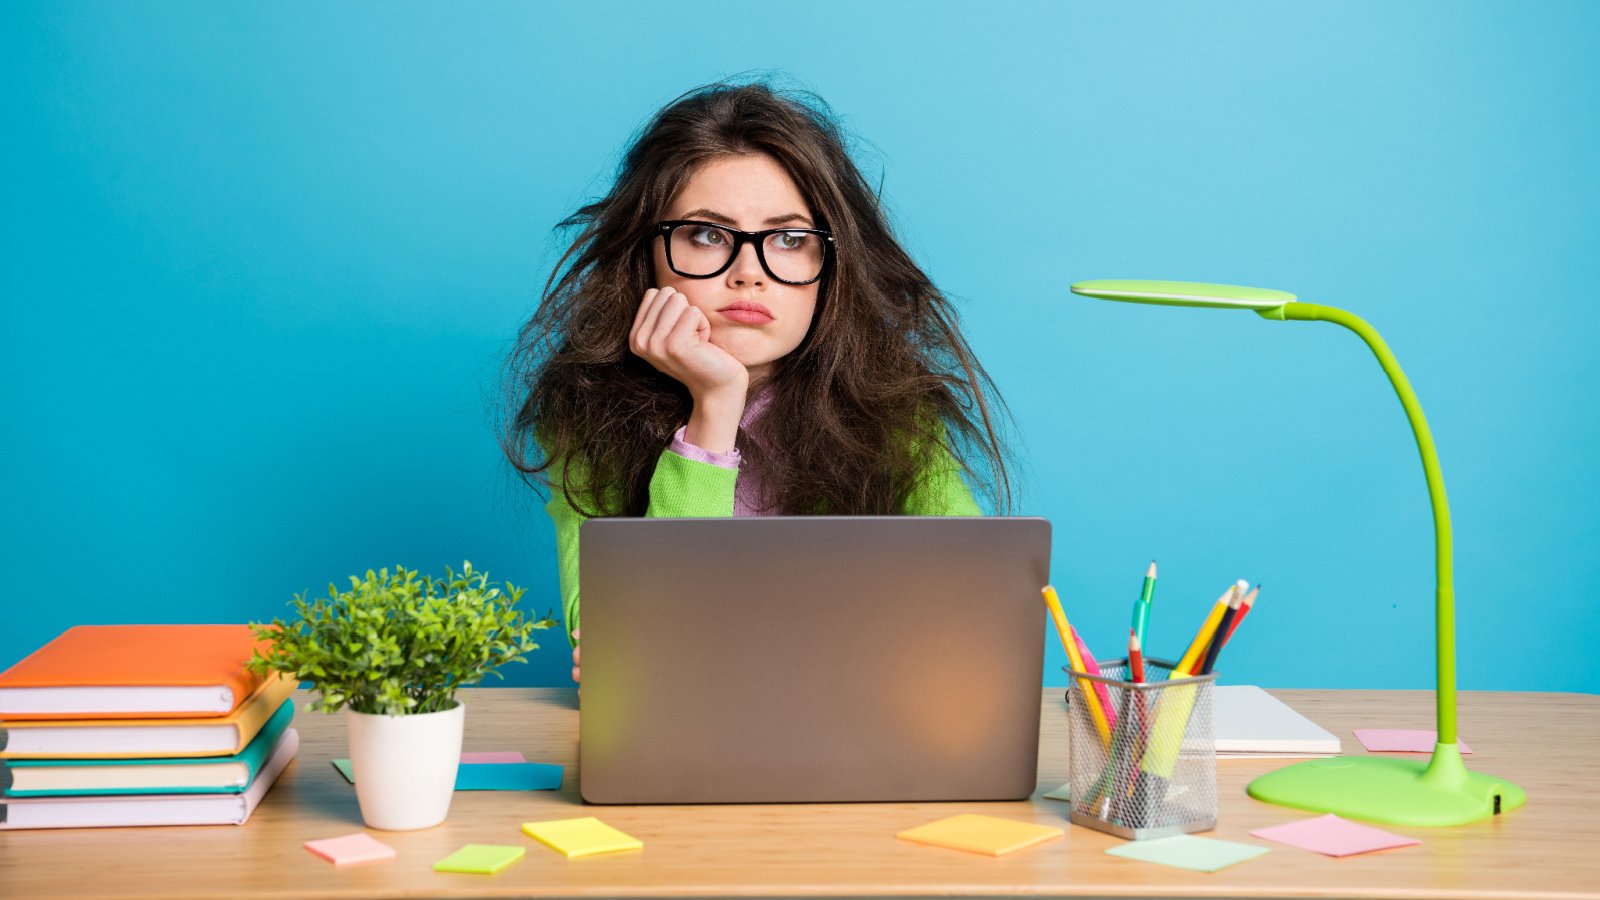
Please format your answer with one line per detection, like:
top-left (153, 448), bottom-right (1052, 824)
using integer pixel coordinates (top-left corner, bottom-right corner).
top-left (502, 80), bottom-right (1013, 682)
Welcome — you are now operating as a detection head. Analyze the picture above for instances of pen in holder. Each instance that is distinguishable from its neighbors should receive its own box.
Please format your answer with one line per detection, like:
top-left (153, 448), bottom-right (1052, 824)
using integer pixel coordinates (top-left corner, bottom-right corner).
top-left (1064, 658), bottom-right (1218, 840)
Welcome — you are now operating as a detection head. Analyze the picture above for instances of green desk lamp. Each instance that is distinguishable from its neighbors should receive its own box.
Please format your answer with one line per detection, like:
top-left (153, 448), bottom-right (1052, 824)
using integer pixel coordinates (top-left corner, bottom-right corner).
top-left (1070, 279), bottom-right (1526, 827)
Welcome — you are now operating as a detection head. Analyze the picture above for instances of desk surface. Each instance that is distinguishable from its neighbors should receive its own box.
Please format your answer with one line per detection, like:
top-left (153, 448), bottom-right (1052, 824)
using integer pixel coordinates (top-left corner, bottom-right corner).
top-left (3, 688), bottom-right (1594, 900)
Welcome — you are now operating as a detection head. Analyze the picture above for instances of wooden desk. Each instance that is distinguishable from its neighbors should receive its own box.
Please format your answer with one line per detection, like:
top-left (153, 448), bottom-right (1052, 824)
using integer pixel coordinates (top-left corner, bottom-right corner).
top-left (3, 689), bottom-right (1595, 900)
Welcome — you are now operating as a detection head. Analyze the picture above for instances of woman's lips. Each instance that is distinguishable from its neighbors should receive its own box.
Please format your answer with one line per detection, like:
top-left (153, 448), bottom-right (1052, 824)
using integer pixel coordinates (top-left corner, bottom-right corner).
top-left (718, 302), bottom-right (774, 325)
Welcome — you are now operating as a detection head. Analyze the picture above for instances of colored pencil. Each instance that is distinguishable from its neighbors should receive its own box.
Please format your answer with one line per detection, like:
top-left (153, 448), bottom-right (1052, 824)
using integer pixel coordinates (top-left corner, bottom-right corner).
top-left (1220, 584), bottom-right (1259, 647)
top-left (1124, 627), bottom-right (1152, 771)
top-left (1041, 586), bottom-right (1112, 748)
top-left (1126, 628), bottom-right (1152, 741)
top-left (1171, 582), bottom-right (1242, 677)
top-left (1197, 586), bottom-right (1244, 676)
top-left (1131, 560), bottom-right (1157, 648)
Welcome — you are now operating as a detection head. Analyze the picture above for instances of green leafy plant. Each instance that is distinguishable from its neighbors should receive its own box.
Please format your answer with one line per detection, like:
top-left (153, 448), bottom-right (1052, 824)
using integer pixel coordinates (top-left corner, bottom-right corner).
top-left (248, 562), bottom-right (556, 716)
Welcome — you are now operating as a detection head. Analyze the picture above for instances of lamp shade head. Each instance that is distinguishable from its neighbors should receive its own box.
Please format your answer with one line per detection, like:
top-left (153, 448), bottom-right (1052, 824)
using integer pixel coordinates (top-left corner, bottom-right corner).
top-left (1071, 279), bottom-right (1296, 311)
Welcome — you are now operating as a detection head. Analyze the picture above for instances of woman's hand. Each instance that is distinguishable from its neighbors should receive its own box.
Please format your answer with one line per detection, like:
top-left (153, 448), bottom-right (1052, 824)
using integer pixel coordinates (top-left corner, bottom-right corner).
top-left (630, 286), bottom-right (748, 400)
top-left (572, 629), bottom-right (580, 684)
top-left (630, 286), bottom-right (748, 452)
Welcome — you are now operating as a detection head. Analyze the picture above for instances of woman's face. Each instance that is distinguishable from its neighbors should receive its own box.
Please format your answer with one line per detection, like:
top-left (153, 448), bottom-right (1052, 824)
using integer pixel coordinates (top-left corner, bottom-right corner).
top-left (651, 153), bottom-right (822, 386)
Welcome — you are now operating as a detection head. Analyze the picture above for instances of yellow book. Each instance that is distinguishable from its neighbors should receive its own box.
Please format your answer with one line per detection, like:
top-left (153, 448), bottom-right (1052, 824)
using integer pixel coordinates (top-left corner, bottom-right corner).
top-left (521, 817), bottom-right (643, 858)
top-left (896, 814), bottom-right (1064, 857)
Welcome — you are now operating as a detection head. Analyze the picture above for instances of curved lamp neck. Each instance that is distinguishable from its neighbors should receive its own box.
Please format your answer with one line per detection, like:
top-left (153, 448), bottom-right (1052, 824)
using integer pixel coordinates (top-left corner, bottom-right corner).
top-left (1260, 301), bottom-right (1457, 743)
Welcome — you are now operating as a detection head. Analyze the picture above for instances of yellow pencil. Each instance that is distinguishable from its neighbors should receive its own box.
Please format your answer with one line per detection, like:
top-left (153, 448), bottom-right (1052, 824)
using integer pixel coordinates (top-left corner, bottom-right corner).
top-left (1170, 581), bottom-right (1244, 677)
top-left (1042, 585), bottom-right (1112, 747)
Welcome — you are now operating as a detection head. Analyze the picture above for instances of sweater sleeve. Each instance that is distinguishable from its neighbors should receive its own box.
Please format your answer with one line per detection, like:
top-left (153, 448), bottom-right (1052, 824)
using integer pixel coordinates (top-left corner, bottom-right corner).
top-left (546, 448), bottom-right (739, 647)
top-left (903, 439), bottom-right (983, 516)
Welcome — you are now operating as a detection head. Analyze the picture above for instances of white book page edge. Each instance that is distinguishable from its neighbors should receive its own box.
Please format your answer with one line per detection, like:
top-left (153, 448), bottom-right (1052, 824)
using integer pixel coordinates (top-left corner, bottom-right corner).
top-left (0, 685), bottom-right (235, 716)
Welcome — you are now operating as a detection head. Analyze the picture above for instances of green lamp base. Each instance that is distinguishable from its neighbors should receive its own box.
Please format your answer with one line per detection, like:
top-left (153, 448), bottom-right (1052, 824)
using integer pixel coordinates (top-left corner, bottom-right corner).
top-left (1247, 744), bottom-right (1526, 827)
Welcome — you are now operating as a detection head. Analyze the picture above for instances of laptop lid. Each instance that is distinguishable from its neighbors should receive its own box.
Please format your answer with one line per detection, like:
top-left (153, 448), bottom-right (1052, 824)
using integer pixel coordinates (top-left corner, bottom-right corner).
top-left (578, 516), bottom-right (1051, 804)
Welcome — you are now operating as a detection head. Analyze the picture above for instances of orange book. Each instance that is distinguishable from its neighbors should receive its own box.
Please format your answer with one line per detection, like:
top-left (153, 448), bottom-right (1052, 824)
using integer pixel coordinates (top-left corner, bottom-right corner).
top-left (0, 674), bottom-right (297, 759)
top-left (0, 625), bottom-right (278, 720)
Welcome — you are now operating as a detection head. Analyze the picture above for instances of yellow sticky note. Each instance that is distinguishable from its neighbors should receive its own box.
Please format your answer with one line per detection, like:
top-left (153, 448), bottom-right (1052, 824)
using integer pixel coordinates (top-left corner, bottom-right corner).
top-left (896, 814), bottom-right (1064, 857)
top-left (432, 844), bottom-right (525, 874)
top-left (521, 816), bottom-right (643, 858)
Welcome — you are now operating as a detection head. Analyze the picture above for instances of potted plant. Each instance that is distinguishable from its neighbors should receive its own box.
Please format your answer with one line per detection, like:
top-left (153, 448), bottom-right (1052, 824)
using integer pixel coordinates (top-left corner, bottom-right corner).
top-left (248, 562), bottom-right (554, 830)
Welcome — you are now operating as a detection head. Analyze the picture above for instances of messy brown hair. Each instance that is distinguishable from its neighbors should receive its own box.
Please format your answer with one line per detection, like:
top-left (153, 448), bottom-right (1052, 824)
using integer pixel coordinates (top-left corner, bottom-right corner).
top-left (502, 78), bottom-right (1012, 516)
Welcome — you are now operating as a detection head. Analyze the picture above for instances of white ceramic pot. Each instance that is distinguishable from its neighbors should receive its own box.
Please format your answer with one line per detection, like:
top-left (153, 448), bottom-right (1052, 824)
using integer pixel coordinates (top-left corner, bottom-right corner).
top-left (345, 701), bottom-right (465, 831)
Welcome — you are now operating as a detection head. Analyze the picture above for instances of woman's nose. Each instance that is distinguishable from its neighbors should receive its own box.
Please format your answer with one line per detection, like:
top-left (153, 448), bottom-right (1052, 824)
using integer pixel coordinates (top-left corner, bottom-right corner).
top-left (727, 240), bottom-right (765, 285)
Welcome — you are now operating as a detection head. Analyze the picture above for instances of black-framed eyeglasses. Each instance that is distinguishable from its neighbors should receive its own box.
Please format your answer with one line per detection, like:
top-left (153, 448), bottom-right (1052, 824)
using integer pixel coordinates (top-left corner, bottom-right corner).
top-left (654, 220), bottom-right (834, 286)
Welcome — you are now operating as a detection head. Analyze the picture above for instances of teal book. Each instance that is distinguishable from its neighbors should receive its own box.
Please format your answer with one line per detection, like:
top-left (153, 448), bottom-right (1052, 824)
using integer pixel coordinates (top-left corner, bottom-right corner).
top-left (1, 699), bottom-right (294, 797)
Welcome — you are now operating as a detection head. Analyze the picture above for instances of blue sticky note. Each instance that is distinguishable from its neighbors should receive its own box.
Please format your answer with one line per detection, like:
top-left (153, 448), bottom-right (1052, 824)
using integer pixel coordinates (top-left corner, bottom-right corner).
top-left (454, 762), bottom-right (564, 791)
top-left (1105, 834), bottom-right (1269, 872)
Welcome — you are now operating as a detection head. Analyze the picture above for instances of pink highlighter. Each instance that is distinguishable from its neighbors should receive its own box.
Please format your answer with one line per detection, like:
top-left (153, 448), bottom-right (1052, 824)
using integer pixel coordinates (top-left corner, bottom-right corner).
top-left (1071, 628), bottom-right (1118, 731)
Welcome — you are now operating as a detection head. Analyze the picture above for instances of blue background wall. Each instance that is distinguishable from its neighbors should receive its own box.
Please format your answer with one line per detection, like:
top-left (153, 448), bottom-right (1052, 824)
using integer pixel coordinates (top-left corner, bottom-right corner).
top-left (4, 2), bottom-right (1596, 693)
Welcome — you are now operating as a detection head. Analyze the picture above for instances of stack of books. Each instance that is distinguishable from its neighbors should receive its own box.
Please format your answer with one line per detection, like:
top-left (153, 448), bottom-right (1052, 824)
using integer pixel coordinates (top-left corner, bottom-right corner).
top-left (0, 625), bottom-right (299, 829)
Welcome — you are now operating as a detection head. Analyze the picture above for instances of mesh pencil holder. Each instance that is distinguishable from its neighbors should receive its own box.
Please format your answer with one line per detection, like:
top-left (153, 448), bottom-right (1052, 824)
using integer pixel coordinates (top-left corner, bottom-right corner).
top-left (1063, 658), bottom-right (1218, 840)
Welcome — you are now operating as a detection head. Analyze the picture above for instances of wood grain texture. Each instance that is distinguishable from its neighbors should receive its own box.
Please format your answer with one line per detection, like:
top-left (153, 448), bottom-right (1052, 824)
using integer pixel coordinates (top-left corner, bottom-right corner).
top-left (2, 688), bottom-right (1594, 900)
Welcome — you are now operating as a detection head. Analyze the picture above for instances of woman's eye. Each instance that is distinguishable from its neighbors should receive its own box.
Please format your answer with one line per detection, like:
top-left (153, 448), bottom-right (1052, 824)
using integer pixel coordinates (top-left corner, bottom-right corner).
top-left (773, 232), bottom-right (808, 251)
top-left (689, 227), bottom-right (727, 246)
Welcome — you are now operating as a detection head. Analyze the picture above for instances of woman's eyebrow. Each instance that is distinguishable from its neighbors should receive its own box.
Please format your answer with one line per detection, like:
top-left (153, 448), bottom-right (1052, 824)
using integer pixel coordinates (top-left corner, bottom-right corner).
top-left (681, 208), bottom-right (814, 227)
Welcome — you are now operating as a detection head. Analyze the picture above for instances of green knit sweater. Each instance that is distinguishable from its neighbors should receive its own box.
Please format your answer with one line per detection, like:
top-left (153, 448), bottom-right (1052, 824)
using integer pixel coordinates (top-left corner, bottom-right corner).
top-left (545, 445), bottom-right (981, 647)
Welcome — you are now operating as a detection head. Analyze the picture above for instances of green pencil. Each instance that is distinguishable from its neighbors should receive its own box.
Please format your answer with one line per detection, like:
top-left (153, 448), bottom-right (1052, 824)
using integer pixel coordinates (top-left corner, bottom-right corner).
top-left (1130, 561), bottom-right (1157, 647)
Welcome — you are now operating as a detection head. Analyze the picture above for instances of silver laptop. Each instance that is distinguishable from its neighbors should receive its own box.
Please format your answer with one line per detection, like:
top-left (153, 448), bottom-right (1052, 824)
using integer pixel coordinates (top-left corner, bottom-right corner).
top-left (578, 516), bottom-right (1051, 804)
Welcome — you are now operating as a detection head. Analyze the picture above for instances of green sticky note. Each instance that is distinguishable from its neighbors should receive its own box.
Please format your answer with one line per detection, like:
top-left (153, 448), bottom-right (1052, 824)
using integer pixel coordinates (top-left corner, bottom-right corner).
top-left (1106, 835), bottom-right (1268, 872)
top-left (433, 844), bottom-right (526, 874)
top-left (1042, 782), bottom-right (1071, 802)
top-left (331, 759), bottom-right (354, 783)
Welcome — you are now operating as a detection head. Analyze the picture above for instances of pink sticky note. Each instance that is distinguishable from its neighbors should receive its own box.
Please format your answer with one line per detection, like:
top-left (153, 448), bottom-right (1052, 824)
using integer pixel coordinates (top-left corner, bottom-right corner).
top-left (1251, 814), bottom-right (1421, 857)
top-left (1354, 729), bottom-right (1472, 754)
top-left (460, 751), bottom-right (527, 764)
top-left (304, 832), bottom-right (397, 866)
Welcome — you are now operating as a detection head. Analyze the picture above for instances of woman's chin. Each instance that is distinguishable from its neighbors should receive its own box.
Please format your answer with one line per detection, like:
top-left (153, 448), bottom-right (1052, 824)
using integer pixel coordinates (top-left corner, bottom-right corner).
top-left (711, 342), bottom-right (774, 373)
